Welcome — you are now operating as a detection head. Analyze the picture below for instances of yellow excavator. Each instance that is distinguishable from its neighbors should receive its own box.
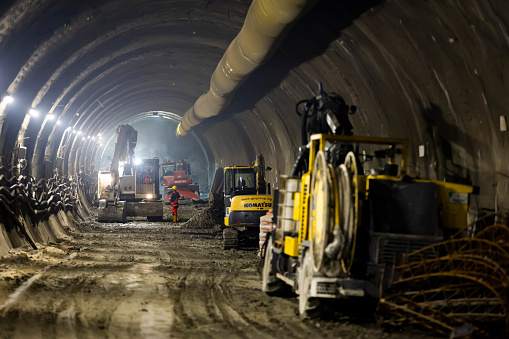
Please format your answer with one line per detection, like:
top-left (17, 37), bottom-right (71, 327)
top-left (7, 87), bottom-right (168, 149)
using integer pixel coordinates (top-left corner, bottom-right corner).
top-left (261, 85), bottom-right (474, 318)
top-left (97, 125), bottom-right (163, 222)
top-left (210, 155), bottom-right (273, 249)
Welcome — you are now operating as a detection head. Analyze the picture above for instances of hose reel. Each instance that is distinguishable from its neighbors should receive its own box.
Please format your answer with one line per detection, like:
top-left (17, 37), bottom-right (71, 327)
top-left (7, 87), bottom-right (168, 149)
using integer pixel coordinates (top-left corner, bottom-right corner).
top-left (309, 151), bottom-right (358, 276)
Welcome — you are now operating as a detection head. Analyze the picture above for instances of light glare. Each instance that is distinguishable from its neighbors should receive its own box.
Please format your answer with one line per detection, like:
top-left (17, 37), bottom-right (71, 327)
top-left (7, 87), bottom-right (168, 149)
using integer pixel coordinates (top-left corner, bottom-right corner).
top-left (29, 109), bottom-right (39, 117)
top-left (2, 96), bottom-right (13, 104)
top-left (99, 172), bottom-right (112, 185)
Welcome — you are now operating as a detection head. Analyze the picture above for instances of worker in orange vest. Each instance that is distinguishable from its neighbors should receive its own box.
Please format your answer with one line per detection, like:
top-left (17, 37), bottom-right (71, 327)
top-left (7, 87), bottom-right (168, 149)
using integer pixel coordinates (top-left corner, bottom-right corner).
top-left (144, 174), bottom-right (151, 184)
top-left (169, 185), bottom-right (180, 222)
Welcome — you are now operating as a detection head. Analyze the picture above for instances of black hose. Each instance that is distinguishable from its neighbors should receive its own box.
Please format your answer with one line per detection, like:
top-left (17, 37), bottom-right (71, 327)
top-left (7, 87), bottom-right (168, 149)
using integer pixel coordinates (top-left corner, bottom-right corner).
top-left (297, 100), bottom-right (313, 145)
top-left (291, 148), bottom-right (309, 177)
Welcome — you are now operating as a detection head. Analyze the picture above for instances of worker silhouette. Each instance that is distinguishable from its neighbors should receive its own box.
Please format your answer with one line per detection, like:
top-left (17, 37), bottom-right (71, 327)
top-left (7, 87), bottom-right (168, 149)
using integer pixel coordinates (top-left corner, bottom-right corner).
top-left (169, 185), bottom-right (180, 222)
top-left (144, 174), bottom-right (151, 184)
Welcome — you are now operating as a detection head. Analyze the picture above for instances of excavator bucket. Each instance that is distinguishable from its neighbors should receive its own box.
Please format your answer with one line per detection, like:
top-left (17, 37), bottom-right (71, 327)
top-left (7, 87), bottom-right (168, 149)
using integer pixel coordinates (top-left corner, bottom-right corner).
top-left (97, 200), bottom-right (127, 222)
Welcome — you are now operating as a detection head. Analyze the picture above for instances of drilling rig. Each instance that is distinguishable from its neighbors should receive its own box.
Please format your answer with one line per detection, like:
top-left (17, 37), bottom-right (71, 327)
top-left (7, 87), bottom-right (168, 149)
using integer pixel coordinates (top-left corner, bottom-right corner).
top-left (261, 85), bottom-right (473, 318)
top-left (160, 158), bottom-right (200, 202)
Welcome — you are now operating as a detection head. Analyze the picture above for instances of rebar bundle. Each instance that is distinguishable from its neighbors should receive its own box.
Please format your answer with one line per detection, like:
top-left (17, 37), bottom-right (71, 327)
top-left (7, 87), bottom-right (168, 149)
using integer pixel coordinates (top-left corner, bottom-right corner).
top-left (378, 215), bottom-right (509, 338)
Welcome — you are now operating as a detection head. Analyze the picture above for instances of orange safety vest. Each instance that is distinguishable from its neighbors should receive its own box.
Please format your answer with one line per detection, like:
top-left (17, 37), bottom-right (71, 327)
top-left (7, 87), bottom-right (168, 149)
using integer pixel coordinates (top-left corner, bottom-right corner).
top-left (170, 191), bottom-right (180, 207)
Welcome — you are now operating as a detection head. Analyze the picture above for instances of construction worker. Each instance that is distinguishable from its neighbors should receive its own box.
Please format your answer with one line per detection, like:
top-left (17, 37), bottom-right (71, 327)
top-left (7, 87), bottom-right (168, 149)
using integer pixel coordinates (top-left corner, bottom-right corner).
top-left (169, 185), bottom-right (180, 222)
top-left (144, 174), bottom-right (151, 184)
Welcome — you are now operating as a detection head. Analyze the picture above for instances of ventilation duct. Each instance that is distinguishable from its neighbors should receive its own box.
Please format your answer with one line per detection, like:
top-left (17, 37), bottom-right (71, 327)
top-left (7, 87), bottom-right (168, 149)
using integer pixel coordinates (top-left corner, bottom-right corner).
top-left (176, 0), bottom-right (314, 137)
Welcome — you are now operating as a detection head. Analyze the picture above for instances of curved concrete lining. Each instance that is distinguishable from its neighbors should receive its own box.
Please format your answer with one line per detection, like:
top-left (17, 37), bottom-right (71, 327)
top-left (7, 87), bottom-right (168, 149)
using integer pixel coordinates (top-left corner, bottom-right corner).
top-left (0, 0), bottom-right (507, 211)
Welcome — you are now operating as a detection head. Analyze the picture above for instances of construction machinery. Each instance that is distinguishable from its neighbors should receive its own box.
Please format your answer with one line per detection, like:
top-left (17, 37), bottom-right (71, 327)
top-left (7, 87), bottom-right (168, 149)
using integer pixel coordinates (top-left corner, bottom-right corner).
top-left (161, 158), bottom-right (200, 202)
top-left (97, 125), bottom-right (163, 222)
top-left (211, 155), bottom-right (273, 249)
top-left (261, 84), bottom-right (474, 320)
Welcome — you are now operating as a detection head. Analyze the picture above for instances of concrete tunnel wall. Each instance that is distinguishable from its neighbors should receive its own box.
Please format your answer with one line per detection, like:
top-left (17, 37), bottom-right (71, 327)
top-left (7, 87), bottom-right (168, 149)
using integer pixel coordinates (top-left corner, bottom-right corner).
top-left (0, 0), bottom-right (508, 249)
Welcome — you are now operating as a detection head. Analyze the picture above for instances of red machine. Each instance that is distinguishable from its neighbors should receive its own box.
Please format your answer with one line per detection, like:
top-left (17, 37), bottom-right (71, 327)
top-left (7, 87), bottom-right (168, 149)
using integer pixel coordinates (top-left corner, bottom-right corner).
top-left (161, 159), bottom-right (200, 203)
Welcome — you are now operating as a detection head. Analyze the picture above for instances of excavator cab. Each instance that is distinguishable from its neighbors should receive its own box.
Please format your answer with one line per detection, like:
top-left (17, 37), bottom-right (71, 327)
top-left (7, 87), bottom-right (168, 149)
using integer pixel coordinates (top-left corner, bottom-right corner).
top-left (225, 167), bottom-right (257, 197)
top-left (219, 155), bottom-right (273, 249)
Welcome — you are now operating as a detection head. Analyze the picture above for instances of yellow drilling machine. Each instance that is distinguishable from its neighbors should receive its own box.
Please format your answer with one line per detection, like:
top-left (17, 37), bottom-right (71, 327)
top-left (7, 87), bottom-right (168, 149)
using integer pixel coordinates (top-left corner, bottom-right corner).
top-left (210, 155), bottom-right (273, 249)
top-left (261, 84), bottom-right (474, 318)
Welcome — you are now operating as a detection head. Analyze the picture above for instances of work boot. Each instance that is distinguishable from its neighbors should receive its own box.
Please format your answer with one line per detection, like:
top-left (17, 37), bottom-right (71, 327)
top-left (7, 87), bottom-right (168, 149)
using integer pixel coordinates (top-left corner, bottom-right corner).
top-left (173, 215), bottom-right (177, 222)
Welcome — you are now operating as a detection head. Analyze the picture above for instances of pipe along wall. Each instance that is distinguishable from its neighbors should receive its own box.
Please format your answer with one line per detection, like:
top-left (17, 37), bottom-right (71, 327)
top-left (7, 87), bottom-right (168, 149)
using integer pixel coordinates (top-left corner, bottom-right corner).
top-left (176, 0), bottom-right (314, 137)
top-left (0, 165), bottom-right (94, 256)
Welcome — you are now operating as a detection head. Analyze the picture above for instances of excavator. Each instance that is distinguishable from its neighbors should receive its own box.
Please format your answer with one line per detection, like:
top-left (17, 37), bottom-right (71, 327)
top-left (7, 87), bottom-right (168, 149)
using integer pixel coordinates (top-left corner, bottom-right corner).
top-left (97, 125), bottom-right (163, 222)
top-left (261, 84), bottom-right (473, 318)
top-left (210, 155), bottom-right (273, 249)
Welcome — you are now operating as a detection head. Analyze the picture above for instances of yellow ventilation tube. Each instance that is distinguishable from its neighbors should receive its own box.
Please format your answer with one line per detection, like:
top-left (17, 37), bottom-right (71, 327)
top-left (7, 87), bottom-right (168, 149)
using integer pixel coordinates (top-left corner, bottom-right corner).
top-left (176, 0), bottom-right (313, 137)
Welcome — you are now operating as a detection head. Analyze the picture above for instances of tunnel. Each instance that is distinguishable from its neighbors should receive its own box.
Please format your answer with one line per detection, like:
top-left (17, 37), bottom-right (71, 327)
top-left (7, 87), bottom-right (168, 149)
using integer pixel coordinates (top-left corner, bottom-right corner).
top-left (0, 0), bottom-right (508, 337)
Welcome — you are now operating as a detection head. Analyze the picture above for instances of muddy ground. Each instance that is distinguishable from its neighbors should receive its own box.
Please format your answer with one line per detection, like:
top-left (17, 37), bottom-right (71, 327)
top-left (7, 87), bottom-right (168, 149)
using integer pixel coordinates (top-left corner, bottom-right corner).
top-left (0, 203), bottom-right (436, 338)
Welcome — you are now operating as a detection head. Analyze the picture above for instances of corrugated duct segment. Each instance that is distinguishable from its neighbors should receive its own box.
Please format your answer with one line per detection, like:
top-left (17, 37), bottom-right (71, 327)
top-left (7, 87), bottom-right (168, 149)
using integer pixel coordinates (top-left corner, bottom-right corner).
top-left (176, 0), bottom-right (313, 137)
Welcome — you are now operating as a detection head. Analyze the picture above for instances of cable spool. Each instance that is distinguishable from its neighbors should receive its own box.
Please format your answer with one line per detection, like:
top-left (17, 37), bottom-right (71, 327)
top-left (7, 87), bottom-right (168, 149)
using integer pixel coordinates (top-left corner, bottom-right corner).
top-left (309, 151), bottom-right (330, 273)
top-left (309, 150), bottom-right (359, 275)
top-left (340, 151), bottom-right (359, 273)
top-left (337, 164), bottom-right (352, 258)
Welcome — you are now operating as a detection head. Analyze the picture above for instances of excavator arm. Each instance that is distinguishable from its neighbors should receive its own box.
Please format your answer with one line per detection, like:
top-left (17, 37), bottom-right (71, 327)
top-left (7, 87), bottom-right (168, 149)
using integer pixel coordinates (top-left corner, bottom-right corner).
top-left (98, 124), bottom-right (138, 222)
top-left (110, 125), bottom-right (137, 187)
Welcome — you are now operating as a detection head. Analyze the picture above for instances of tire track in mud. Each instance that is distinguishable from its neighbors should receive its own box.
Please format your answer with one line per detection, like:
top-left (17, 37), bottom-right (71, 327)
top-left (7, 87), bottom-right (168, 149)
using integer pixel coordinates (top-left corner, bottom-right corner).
top-left (165, 259), bottom-right (319, 339)
top-left (168, 272), bottom-right (253, 338)
top-left (0, 229), bottom-right (177, 338)
top-left (168, 270), bottom-right (255, 338)
top-left (0, 205), bottom-right (436, 338)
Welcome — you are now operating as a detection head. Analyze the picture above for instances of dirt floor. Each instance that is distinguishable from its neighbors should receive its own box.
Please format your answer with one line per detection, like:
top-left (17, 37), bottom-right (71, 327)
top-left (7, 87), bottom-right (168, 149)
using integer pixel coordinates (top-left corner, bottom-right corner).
top-left (0, 203), bottom-right (437, 339)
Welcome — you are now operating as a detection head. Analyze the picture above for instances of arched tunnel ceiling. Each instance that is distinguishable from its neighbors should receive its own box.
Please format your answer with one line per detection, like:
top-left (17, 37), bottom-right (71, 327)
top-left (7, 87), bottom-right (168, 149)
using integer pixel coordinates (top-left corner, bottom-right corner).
top-left (0, 0), bottom-right (508, 210)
